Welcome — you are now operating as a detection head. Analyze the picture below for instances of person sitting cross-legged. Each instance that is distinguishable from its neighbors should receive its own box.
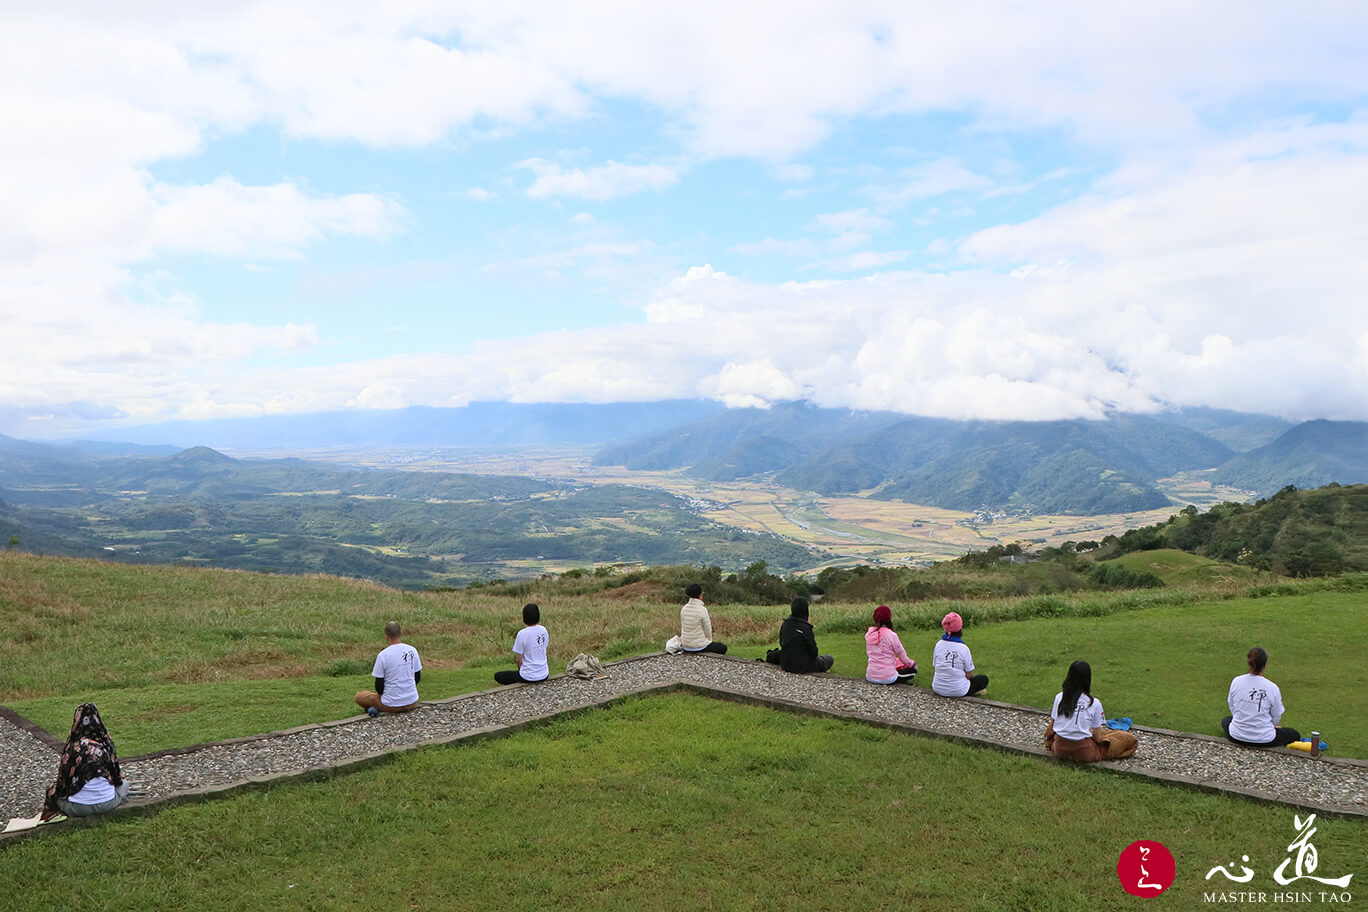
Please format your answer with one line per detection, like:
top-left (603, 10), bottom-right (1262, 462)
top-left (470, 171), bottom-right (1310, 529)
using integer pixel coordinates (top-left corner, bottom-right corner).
top-left (495, 603), bottom-right (550, 685)
top-left (41, 702), bottom-right (130, 821)
top-left (778, 597), bottom-right (834, 674)
top-left (680, 583), bottom-right (727, 655)
top-left (1049, 660), bottom-right (1107, 762)
top-left (1221, 646), bottom-right (1300, 748)
top-left (865, 604), bottom-right (917, 685)
top-left (355, 621), bottom-right (422, 716)
top-left (931, 612), bottom-right (988, 697)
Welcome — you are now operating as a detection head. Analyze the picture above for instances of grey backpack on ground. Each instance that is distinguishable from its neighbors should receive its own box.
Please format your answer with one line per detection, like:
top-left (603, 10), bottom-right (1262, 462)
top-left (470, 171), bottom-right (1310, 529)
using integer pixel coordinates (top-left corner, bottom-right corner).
top-left (566, 653), bottom-right (607, 679)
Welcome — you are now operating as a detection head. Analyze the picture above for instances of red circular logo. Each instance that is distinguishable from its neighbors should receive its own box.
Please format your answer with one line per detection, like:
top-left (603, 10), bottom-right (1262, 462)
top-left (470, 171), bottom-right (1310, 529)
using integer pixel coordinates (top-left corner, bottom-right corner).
top-left (1117, 840), bottom-right (1175, 897)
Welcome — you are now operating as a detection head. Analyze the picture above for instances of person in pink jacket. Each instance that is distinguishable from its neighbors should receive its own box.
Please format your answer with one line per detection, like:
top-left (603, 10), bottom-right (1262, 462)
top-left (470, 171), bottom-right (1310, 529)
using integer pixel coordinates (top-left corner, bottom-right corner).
top-left (865, 605), bottom-right (917, 685)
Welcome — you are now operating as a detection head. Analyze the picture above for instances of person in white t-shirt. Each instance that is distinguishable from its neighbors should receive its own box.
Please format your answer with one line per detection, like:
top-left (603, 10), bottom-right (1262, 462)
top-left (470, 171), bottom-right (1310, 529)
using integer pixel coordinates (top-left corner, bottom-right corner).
top-left (680, 583), bottom-right (727, 654)
top-left (931, 611), bottom-right (988, 697)
top-left (1222, 646), bottom-right (1300, 748)
top-left (495, 603), bottom-right (550, 684)
top-left (354, 621), bottom-right (422, 715)
top-left (1049, 660), bottom-right (1108, 762)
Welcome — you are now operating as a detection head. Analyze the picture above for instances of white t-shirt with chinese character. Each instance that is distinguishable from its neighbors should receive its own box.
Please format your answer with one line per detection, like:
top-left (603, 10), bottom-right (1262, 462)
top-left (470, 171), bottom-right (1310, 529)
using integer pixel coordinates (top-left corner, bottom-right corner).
top-left (931, 638), bottom-right (974, 697)
top-left (372, 642), bottom-right (422, 707)
top-left (1051, 692), bottom-right (1105, 741)
top-left (1227, 672), bottom-right (1284, 743)
top-left (514, 624), bottom-right (549, 681)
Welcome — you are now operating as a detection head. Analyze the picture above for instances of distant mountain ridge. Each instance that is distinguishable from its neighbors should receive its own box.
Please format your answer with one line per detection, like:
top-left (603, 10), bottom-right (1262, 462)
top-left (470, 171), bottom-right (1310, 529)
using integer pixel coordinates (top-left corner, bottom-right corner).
top-left (12, 402), bottom-right (1361, 516)
top-left (1102, 483), bottom-right (1368, 576)
top-left (595, 406), bottom-right (1243, 514)
top-left (50, 401), bottom-right (728, 450)
top-left (1211, 420), bottom-right (1368, 495)
top-left (593, 402), bottom-right (907, 480)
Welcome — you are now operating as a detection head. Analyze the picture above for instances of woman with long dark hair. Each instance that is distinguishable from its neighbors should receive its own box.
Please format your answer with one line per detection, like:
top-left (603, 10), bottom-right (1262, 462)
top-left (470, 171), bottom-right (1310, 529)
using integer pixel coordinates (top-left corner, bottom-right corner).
top-left (1049, 661), bottom-right (1107, 762)
top-left (40, 703), bottom-right (129, 820)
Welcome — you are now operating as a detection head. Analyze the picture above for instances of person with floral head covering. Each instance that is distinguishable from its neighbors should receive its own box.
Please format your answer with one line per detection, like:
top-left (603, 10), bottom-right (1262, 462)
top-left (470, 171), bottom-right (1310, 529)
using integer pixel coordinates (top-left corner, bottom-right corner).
top-left (41, 703), bottom-right (128, 820)
top-left (931, 612), bottom-right (989, 697)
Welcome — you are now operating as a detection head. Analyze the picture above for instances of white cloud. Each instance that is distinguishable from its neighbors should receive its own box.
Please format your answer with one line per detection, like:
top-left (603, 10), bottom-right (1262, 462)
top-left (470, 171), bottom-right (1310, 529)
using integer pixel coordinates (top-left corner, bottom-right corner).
top-left (3, 4), bottom-right (1365, 171)
top-left (731, 208), bottom-right (895, 262)
top-left (45, 118), bottom-right (1363, 429)
top-left (148, 178), bottom-right (402, 259)
top-left (772, 163), bottom-right (815, 181)
top-left (460, 188), bottom-right (498, 202)
top-left (490, 242), bottom-right (651, 272)
top-left (729, 238), bottom-right (820, 258)
top-left (873, 158), bottom-right (993, 207)
top-left (4, 6), bottom-right (1368, 434)
top-left (518, 159), bottom-right (680, 200)
top-left (821, 250), bottom-right (912, 271)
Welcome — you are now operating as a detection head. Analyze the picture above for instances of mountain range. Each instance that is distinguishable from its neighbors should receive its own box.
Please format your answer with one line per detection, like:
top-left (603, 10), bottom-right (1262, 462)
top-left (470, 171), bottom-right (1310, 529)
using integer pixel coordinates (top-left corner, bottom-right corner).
top-left (595, 404), bottom-right (1366, 513)
top-left (8, 401), bottom-right (1367, 521)
top-left (44, 401), bottom-right (727, 450)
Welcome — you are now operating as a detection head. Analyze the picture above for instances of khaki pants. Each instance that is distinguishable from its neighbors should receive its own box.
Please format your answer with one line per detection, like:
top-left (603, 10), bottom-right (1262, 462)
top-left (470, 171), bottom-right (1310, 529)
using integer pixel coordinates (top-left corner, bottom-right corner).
top-left (354, 691), bottom-right (418, 713)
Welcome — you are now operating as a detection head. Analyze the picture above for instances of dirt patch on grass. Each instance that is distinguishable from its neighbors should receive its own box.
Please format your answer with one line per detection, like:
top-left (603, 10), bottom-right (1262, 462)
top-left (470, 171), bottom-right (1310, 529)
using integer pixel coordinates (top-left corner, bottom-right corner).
top-left (600, 580), bottom-right (669, 601)
top-left (719, 615), bottom-right (784, 639)
top-left (160, 651), bottom-right (314, 683)
top-left (416, 620), bottom-right (485, 638)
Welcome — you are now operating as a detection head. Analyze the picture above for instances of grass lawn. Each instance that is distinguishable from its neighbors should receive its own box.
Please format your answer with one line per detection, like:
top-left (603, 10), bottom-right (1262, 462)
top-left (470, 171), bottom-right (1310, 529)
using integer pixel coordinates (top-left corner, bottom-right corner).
top-left (745, 591), bottom-right (1368, 758)
top-left (2, 695), bottom-right (1363, 912)
top-left (6, 552), bottom-right (1366, 758)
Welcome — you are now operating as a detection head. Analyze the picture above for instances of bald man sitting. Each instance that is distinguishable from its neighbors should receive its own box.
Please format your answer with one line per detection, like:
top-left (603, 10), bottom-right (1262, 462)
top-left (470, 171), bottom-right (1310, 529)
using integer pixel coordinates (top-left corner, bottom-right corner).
top-left (355, 621), bottom-right (423, 716)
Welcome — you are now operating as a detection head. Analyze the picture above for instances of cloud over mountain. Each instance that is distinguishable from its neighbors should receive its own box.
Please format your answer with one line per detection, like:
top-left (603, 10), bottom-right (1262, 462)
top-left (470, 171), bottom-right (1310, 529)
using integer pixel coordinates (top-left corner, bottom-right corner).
top-left (2, 3), bottom-right (1366, 435)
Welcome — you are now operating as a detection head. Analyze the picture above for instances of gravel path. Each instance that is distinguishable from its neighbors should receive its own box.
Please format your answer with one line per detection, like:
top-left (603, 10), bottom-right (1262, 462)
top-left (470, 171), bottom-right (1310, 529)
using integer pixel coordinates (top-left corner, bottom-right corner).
top-left (0, 713), bottom-right (61, 827)
top-left (4, 653), bottom-right (1365, 832)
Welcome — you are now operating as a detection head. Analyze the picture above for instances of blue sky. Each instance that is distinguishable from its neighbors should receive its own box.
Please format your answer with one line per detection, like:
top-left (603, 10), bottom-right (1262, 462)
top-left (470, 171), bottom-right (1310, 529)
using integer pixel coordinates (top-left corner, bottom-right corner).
top-left (3, 3), bottom-right (1367, 437)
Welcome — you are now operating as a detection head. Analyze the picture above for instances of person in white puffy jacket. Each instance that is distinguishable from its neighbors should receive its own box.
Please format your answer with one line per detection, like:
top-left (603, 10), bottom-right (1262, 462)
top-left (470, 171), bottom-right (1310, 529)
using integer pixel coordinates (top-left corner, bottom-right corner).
top-left (679, 583), bottom-right (727, 654)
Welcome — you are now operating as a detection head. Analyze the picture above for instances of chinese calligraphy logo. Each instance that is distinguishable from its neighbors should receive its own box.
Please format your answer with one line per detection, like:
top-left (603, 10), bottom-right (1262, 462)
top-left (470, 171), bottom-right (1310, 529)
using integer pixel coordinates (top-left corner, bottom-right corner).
top-left (1118, 840), bottom-right (1176, 897)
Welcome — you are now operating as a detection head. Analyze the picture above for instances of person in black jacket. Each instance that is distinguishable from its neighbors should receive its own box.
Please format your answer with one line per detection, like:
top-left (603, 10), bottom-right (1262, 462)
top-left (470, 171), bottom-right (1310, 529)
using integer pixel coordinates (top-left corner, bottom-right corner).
top-left (778, 597), bottom-right (834, 673)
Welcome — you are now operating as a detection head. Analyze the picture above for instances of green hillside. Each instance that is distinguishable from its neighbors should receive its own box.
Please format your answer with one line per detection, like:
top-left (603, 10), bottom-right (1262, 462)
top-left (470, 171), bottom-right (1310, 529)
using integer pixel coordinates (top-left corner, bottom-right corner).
top-left (1104, 549), bottom-right (1271, 588)
top-left (596, 407), bottom-right (1239, 514)
top-left (1211, 419), bottom-right (1368, 494)
top-left (1102, 483), bottom-right (1368, 575)
top-left (780, 414), bottom-right (1231, 514)
top-left (593, 402), bottom-right (903, 477)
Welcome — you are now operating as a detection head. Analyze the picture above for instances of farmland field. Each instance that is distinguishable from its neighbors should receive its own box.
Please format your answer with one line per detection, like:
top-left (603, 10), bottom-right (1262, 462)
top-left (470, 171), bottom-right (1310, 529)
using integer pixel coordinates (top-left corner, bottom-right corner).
top-left (249, 445), bottom-right (1247, 571)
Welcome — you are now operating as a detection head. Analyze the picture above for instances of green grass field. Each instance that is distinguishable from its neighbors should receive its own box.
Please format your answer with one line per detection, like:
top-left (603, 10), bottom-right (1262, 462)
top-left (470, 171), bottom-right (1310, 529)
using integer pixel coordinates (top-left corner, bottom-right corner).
top-left (2, 695), bottom-right (1363, 911)
top-left (773, 590), bottom-right (1368, 757)
top-left (5, 551), bottom-right (1367, 757)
